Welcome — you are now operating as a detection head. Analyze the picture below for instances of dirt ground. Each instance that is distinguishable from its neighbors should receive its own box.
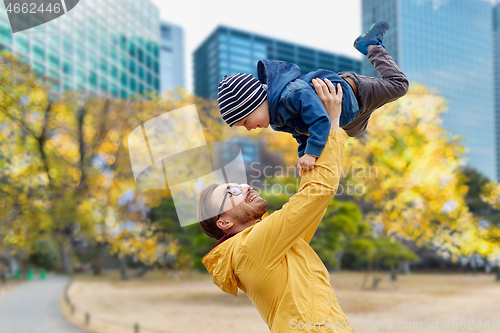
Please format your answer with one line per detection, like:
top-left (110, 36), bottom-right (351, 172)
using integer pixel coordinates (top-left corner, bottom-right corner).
top-left (63, 271), bottom-right (500, 333)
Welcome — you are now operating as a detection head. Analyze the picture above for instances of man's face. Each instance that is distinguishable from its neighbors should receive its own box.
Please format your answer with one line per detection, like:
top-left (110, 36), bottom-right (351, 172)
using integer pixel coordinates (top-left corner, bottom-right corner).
top-left (232, 99), bottom-right (270, 131)
top-left (211, 183), bottom-right (268, 226)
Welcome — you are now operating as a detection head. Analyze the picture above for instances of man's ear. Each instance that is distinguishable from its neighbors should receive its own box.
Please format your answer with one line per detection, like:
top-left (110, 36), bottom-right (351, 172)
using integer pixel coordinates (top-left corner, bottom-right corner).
top-left (216, 219), bottom-right (234, 231)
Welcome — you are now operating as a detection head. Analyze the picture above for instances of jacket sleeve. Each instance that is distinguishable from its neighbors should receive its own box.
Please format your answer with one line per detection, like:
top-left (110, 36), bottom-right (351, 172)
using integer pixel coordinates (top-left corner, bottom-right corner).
top-left (243, 129), bottom-right (345, 269)
top-left (286, 88), bottom-right (331, 157)
top-left (292, 132), bottom-right (308, 158)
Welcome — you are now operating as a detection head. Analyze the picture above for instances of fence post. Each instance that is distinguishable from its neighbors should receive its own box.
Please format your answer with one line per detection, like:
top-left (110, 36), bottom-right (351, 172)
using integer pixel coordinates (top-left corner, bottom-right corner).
top-left (85, 312), bottom-right (90, 326)
top-left (134, 323), bottom-right (139, 333)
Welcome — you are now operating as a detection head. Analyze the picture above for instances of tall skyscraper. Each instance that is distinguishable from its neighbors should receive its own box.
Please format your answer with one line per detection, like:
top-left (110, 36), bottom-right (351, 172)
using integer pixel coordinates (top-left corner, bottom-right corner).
top-left (362, 0), bottom-right (496, 181)
top-left (0, 0), bottom-right (161, 99)
top-left (193, 25), bottom-right (361, 99)
top-left (494, 3), bottom-right (500, 182)
top-left (160, 21), bottom-right (185, 95)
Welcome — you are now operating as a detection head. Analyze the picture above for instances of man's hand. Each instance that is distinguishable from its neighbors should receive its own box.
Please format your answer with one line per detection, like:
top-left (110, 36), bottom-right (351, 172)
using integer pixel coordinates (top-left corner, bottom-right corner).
top-left (312, 78), bottom-right (342, 131)
top-left (297, 153), bottom-right (318, 177)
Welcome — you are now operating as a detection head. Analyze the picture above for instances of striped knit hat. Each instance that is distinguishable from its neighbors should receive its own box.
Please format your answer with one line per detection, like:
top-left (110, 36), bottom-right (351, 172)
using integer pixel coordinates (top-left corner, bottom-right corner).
top-left (217, 73), bottom-right (267, 127)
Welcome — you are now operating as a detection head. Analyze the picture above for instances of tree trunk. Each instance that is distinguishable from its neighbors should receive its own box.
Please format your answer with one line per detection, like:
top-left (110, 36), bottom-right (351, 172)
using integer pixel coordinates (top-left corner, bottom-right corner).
top-left (119, 256), bottom-right (128, 280)
top-left (471, 255), bottom-right (478, 275)
top-left (333, 250), bottom-right (345, 272)
top-left (372, 275), bottom-right (382, 290)
top-left (1, 272), bottom-right (6, 283)
top-left (59, 243), bottom-right (74, 275)
top-left (496, 266), bottom-right (500, 282)
top-left (135, 266), bottom-right (151, 278)
top-left (8, 257), bottom-right (18, 274)
top-left (361, 259), bottom-right (373, 289)
top-left (390, 264), bottom-right (397, 281)
top-left (399, 261), bottom-right (411, 275)
top-left (372, 259), bottom-right (381, 290)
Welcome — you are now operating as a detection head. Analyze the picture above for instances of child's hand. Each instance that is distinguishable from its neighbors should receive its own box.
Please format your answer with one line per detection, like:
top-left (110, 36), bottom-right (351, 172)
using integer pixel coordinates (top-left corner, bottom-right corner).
top-left (297, 153), bottom-right (318, 177)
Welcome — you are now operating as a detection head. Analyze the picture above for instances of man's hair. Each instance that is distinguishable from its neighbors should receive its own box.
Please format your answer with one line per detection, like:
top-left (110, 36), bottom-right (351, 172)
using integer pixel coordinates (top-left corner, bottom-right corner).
top-left (197, 183), bottom-right (226, 240)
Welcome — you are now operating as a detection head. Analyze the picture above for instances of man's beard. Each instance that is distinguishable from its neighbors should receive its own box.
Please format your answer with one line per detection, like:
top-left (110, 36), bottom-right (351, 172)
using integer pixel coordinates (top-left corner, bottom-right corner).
top-left (234, 198), bottom-right (268, 224)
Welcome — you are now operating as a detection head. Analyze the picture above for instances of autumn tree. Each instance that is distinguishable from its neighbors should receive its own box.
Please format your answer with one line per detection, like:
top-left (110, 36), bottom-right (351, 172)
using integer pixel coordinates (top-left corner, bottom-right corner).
top-left (0, 51), bottom-right (228, 274)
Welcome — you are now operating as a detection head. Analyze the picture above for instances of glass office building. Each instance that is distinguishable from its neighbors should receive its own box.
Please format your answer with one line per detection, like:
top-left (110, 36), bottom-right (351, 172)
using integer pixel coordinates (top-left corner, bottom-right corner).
top-left (194, 25), bottom-right (362, 99)
top-left (494, 3), bottom-right (500, 183)
top-left (0, 0), bottom-right (161, 98)
top-left (362, 0), bottom-right (496, 181)
top-left (214, 138), bottom-right (260, 166)
top-left (160, 21), bottom-right (185, 94)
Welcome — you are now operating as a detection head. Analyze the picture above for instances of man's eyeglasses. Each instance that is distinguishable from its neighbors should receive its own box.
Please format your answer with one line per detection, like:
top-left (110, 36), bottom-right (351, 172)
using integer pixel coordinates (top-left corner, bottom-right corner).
top-left (216, 184), bottom-right (253, 221)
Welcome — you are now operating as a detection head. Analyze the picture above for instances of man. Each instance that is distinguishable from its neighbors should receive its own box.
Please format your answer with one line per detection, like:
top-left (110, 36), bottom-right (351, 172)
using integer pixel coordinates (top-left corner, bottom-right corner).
top-left (197, 78), bottom-right (352, 332)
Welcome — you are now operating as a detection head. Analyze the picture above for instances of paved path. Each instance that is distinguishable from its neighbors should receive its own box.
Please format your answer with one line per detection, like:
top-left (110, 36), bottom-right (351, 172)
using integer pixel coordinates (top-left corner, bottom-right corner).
top-left (0, 275), bottom-right (86, 333)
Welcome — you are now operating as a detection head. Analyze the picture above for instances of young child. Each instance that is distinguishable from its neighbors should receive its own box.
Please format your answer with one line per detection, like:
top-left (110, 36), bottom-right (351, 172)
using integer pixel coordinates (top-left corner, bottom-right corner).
top-left (217, 21), bottom-right (409, 175)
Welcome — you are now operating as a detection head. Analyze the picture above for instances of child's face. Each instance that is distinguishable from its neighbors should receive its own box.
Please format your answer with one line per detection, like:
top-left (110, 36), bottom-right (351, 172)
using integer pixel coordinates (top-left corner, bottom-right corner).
top-left (233, 99), bottom-right (270, 131)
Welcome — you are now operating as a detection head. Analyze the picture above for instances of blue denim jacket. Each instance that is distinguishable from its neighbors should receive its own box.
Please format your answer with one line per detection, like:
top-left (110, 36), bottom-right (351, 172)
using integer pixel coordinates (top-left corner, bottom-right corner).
top-left (257, 60), bottom-right (359, 158)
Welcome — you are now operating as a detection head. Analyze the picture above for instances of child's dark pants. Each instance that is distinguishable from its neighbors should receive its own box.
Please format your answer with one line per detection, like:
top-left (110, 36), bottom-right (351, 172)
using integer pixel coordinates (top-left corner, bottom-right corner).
top-left (338, 45), bottom-right (409, 137)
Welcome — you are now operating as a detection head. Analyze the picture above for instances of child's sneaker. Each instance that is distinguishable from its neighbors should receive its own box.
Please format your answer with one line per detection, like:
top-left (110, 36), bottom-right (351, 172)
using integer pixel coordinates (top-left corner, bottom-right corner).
top-left (354, 21), bottom-right (390, 55)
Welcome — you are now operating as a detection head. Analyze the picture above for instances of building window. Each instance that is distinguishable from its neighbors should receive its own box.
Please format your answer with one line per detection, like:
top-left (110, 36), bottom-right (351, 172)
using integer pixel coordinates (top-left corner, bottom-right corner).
top-left (129, 59), bottom-right (135, 75)
top-left (33, 41), bottom-right (45, 62)
top-left (33, 62), bottom-right (44, 75)
top-left (130, 77), bottom-right (136, 92)
top-left (48, 50), bottom-right (60, 69)
top-left (120, 36), bottom-right (127, 52)
top-left (48, 70), bottom-right (59, 81)
top-left (153, 43), bottom-right (159, 58)
top-left (75, 44), bottom-right (85, 63)
top-left (100, 39), bottom-right (108, 57)
top-left (110, 65), bottom-right (118, 81)
top-left (89, 71), bottom-right (97, 89)
top-left (63, 78), bottom-right (72, 91)
top-left (63, 59), bottom-right (73, 75)
top-left (87, 31), bottom-right (97, 48)
top-left (75, 24), bottom-right (85, 42)
top-left (88, 52), bottom-right (97, 69)
top-left (111, 84), bottom-right (118, 97)
top-left (161, 26), bottom-right (171, 40)
top-left (15, 35), bottom-right (29, 54)
top-left (138, 65), bottom-right (144, 80)
top-left (99, 58), bottom-right (107, 75)
top-left (137, 47), bottom-right (144, 63)
top-left (76, 68), bottom-right (85, 84)
top-left (100, 77), bottom-right (108, 93)
top-left (0, 21), bottom-right (12, 44)
top-left (129, 41), bottom-right (136, 58)
top-left (46, 34), bottom-right (59, 48)
top-left (121, 72), bottom-right (127, 87)
top-left (110, 46), bottom-right (118, 61)
top-left (120, 54), bottom-right (127, 70)
top-left (63, 36), bottom-right (73, 56)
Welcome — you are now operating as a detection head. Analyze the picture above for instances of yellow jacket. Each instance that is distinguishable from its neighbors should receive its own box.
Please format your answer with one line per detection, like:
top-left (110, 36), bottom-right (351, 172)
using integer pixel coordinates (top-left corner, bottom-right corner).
top-left (202, 129), bottom-right (352, 333)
